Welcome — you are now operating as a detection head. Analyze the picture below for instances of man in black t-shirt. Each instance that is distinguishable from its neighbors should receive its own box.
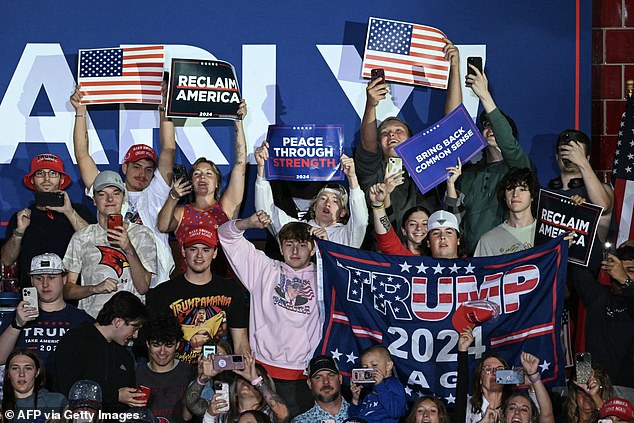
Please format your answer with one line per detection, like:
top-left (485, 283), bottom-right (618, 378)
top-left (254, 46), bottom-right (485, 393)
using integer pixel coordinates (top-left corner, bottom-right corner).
top-left (137, 314), bottom-right (196, 423)
top-left (146, 227), bottom-right (249, 364)
top-left (1, 153), bottom-right (96, 287)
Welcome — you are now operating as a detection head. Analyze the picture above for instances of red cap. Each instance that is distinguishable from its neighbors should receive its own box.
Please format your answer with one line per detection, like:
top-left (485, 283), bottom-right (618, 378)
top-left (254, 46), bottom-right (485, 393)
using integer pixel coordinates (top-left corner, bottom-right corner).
top-left (123, 144), bottom-right (156, 164)
top-left (601, 398), bottom-right (634, 420)
top-left (182, 227), bottom-right (217, 249)
top-left (24, 153), bottom-right (70, 191)
top-left (452, 300), bottom-right (500, 333)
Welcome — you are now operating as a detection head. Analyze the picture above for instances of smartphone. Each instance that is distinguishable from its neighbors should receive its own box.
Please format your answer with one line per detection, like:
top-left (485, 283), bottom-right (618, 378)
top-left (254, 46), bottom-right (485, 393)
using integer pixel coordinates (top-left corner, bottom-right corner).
top-left (371, 68), bottom-right (385, 84)
top-left (136, 385), bottom-right (151, 404)
top-left (202, 344), bottom-right (216, 359)
top-left (467, 56), bottom-right (483, 76)
top-left (22, 287), bottom-right (38, 311)
top-left (213, 354), bottom-right (245, 371)
top-left (575, 352), bottom-right (592, 384)
top-left (602, 242), bottom-right (616, 261)
top-left (387, 157), bottom-right (402, 177)
top-left (351, 368), bottom-right (376, 384)
top-left (495, 369), bottom-right (525, 385)
top-left (35, 191), bottom-right (64, 208)
top-left (107, 214), bottom-right (123, 246)
top-left (214, 382), bottom-right (230, 413)
top-left (173, 164), bottom-right (189, 183)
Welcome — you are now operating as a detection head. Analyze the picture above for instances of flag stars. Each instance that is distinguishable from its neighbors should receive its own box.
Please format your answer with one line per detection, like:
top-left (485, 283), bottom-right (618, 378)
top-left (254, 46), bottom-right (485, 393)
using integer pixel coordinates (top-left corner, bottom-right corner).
top-left (400, 261), bottom-right (412, 272)
top-left (445, 393), bottom-right (456, 404)
top-left (539, 360), bottom-right (551, 372)
top-left (346, 351), bottom-right (358, 363)
top-left (464, 263), bottom-right (475, 274)
top-left (432, 263), bottom-right (445, 274)
top-left (416, 262), bottom-right (428, 273)
top-left (449, 263), bottom-right (461, 273)
top-left (331, 349), bottom-right (342, 360)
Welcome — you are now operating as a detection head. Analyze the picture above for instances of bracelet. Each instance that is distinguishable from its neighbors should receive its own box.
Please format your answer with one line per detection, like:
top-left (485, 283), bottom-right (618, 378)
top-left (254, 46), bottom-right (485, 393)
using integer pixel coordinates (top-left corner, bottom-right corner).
top-left (169, 191), bottom-right (179, 201)
top-left (371, 203), bottom-right (385, 210)
top-left (196, 376), bottom-right (208, 386)
top-left (528, 372), bottom-right (541, 383)
top-left (11, 320), bottom-right (24, 330)
top-left (75, 114), bottom-right (85, 118)
top-left (251, 376), bottom-right (263, 386)
top-left (527, 371), bottom-right (538, 376)
top-left (13, 229), bottom-right (24, 238)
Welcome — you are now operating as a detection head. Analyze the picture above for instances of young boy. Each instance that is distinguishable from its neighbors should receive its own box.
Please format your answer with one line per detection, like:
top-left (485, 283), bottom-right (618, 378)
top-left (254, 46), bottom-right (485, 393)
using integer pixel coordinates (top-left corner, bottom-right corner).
top-left (217, 210), bottom-right (326, 418)
top-left (348, 345), bottom-right (407, 423)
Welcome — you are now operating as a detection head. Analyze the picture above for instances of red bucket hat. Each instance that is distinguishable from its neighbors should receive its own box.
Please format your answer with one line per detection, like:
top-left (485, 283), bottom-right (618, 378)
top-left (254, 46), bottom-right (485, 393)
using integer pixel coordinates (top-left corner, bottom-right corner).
top-left (24, 153), bottom-right (71, 191)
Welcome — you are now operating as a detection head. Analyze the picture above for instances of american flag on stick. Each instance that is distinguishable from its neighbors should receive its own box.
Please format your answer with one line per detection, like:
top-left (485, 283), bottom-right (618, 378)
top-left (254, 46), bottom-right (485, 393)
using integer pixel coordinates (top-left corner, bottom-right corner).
top-left (612, 93), bottom-right (634, 246)
top-left (78, 45), bottom-right (164, 104)
top-left (361, 17), bottom-right (450, 89)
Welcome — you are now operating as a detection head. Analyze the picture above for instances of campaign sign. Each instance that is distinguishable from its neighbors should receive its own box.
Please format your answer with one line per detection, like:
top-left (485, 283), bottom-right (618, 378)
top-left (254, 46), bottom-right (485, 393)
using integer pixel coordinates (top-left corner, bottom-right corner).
top-left (167, 59), bottom-right (241, 119)
top-left (394, 104), bottom-right (486, 194)
top-left (534, 189), bottom-right (603, 266)
top-left (265, 125), bottom-right (344, 181)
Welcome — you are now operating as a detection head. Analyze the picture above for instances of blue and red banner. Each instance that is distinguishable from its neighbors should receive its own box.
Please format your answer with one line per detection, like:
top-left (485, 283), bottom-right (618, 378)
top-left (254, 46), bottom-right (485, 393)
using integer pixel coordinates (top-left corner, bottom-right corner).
top-left (265, 124), bottom-right (344, 181)
top-left (394, 104), bottom-right (486, 194)
top-left (316, 236), bottom-right (567, 403)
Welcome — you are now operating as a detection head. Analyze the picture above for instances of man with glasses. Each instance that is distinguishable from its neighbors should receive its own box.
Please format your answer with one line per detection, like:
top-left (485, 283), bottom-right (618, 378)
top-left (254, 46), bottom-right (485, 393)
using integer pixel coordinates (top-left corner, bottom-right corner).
top-left (1, 153), bottom-right (95, 287)
top-left (448, 66), bottom-right (532, 254)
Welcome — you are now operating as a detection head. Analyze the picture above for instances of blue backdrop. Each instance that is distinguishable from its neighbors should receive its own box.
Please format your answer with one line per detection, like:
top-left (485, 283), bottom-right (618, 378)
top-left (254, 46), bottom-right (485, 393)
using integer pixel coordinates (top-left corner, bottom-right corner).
top-left (0, 1), bottom-right (591, 238)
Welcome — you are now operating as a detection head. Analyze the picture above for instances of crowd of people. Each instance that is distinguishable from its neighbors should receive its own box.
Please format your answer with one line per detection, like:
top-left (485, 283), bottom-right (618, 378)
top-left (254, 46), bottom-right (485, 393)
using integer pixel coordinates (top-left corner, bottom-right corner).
top-left (0, 42), bottom-right (633, 423)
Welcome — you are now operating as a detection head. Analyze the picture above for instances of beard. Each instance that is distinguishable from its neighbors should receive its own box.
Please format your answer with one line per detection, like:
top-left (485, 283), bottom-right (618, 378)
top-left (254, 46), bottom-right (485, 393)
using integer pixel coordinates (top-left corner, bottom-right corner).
top-left (315, 387), bottom-right (340, 404)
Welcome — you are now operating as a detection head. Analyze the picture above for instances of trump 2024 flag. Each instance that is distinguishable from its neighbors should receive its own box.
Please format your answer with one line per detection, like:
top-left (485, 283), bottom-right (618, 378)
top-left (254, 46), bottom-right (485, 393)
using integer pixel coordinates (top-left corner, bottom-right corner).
top-left (315, 237), bottom-right (567, 402)
top-left (361, 17), bottom-right (450, 89)
top-left (78, 45), bottom-right (164, 105)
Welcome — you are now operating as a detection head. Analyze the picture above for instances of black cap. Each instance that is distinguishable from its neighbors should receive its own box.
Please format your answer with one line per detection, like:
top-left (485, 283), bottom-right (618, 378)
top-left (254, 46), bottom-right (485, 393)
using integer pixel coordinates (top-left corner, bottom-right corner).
top-left (307, 355), bottom-right (339, 377)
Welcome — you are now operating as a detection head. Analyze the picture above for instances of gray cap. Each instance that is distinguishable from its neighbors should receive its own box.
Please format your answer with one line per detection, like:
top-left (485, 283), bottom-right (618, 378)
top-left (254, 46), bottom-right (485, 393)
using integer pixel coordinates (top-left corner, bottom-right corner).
top-left (93, 170), bottom-right (125, 193)
top-left (427, 210), bottom-right (460, 233)
top-left (30, 253), bottom-right (64, 275)
top-left (68, 380), bottom-right (102, 410)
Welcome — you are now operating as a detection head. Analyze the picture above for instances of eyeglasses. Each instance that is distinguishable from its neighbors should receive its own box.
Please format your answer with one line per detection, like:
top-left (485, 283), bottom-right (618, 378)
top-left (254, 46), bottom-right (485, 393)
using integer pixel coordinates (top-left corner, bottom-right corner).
top-left (482, 366), bottom-right (505, 375)
top-left (34, 169), bottom-right (60, 178)
top-left (482, 121), bottom-right (492, 129)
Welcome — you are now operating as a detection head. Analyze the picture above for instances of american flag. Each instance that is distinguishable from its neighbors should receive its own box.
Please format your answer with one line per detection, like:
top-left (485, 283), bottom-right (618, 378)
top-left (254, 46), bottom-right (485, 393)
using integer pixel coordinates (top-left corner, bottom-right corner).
top-left (613, 95), bottom-right (634, 246)
top-left (78, 45), bottom-right (164, 104)
top-left (361, 17), bottom-right (450, 89)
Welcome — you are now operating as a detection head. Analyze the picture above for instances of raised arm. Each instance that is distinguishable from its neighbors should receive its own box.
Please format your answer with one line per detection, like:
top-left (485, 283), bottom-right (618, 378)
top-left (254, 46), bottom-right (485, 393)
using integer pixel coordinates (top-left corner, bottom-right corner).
top-left (444, 38), bottom-right (462, 115)
top-left (254, 140), bottom-right (295, 236)
top-left (157, 181), bottom-right (189, 233)
top-left (71, 86), bottom-right (99, 189)
top-left (360, 78), bottom-right (388, 153)
top-left (521, 352), bottom-right (554, 423)
top-left (1, 209), bottom-right (30, 266)
top-left (219, 100), bottom-right (248, 219)
top-left (369, 183), bottom-right (391, 236)
top-left (157, 82), bottom-right (176, 185)
top-left (233, 351), bottom-right (289, 423)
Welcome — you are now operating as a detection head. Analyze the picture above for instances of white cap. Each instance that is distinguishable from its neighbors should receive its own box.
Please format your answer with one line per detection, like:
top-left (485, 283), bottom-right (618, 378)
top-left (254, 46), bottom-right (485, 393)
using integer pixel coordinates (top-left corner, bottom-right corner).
top-left (427, 210), bottom-right (459, 233)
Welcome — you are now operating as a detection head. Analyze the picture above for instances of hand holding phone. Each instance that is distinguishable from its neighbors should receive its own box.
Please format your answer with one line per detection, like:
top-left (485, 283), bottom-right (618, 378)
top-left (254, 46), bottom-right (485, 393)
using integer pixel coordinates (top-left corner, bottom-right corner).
top-left (371, 68), bottom-right (385, 84)
top-left (214, 382), bottom-right (230, 413)
top-left (22, 287), bottom-right (39, 318)
top-left (575, 352), bottom-right (592, 384)
top-left (213, 354), bottom-right (245, 371)
top-left (467, 57), bottom-right (483, 76)
top-left (36, 191), bottom-right (65, 208)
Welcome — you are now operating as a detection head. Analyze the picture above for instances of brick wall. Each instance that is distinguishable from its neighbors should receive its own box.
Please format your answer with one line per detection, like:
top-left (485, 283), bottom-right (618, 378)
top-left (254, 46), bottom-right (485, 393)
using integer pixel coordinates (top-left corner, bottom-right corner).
top-left (592, 0), bottom-right (634, 181)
